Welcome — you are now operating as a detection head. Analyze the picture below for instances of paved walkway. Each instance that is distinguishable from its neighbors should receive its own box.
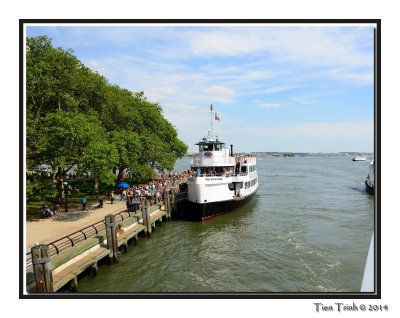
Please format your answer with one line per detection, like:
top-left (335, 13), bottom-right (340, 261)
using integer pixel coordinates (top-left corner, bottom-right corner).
top-left (26, 198), bottom-right (129, 252)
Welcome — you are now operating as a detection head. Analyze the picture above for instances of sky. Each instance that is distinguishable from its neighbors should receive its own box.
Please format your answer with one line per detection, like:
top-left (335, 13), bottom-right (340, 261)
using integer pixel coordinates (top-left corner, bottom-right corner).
top-left (26, 24), bottom-right (375, 153)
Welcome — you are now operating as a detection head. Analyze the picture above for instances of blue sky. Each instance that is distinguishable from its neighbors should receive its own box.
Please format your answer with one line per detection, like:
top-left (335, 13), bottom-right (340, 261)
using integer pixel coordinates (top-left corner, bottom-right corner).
top-left (26, 24), bottom-right (375, 153)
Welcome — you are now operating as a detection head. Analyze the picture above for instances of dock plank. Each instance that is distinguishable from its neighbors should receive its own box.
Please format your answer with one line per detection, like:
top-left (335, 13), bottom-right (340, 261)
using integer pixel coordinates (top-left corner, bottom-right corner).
top-left (28, 206), bottom-right (166, 292)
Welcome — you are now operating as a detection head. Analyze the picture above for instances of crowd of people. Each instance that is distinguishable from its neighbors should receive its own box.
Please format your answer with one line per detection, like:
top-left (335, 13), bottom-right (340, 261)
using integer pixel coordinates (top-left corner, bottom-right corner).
top-left (40, 204), bottom-right (60, 218)
top-left (37, 170), bottom-right (195, 217)
top-left (116, 171), bottom-right (192, 207)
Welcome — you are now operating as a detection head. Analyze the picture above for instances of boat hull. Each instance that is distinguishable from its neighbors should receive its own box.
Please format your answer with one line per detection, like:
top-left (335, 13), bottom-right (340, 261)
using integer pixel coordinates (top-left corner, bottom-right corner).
top-left (177, 188), bottom-right (257, 221)
top-left (365, 180), bottom-right (374, 195)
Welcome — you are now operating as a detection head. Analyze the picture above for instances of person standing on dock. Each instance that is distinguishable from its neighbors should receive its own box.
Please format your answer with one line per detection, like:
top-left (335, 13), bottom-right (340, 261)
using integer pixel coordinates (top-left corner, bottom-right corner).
top-left (111, 191), bottom-right (115, 204)
top-left (81, 197), bottom-right (87, 211)
top-left (98, 194), bottom-right (104, 208)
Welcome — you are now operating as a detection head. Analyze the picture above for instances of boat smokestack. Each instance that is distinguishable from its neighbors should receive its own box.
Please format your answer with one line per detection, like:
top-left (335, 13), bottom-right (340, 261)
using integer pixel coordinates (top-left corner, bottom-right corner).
top-left (230, 144), bottom-right (233, 156)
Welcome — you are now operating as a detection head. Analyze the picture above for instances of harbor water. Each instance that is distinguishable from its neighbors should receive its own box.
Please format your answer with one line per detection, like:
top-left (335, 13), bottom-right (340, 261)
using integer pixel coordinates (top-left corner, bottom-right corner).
top-left (75, 156), bottom-right (374, 292)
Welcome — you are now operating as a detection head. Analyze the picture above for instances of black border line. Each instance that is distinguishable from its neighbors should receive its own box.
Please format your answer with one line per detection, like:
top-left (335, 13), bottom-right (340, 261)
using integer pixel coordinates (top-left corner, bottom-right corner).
top-left (20, 20), bottom-right (25, 299)
top-left (376, 20), bottom-right (381, 298)
top-left (20, 19), bottom-right (381, 299)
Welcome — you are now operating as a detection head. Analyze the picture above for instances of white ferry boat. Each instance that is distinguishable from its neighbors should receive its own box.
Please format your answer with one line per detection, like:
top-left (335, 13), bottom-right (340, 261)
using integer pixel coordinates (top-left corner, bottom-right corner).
top-left (181, 105), bottom-right (259, 221)
top-left (352, 156), bottom-right (367, 161)
top-left (365, 159), bottom-right (374, 195)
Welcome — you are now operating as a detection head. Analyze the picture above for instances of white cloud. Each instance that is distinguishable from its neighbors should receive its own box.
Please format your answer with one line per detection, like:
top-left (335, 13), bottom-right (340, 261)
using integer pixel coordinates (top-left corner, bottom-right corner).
top-left (187, 26), bottom-right (373, 85)
top-left (202, 86), bottom-right (235, 95)
top-left (87, 59), bottom-right (107, 75)
top-left (257, 103), bottom-right (281, 108)
top-left (240, 70), bottom-right (274, 80)
top-left (263, 85), bottom-right (298, 94)
top-left (162, 103), bottom-right (201, 112)
top-left (201, 86), bottom-right (236, 103)
top-left (144, 87), bottom-right (178, 102)
top-left (328, 69), bottom-right (374, 85)
top-left (221, 121), bottom-right (374, 152)
top-left (190, 27), bottom-right (372, 66)
top-left (238, 121), bottom-right (373, 140)
top-left (290, 95), bottom-right (324, 105)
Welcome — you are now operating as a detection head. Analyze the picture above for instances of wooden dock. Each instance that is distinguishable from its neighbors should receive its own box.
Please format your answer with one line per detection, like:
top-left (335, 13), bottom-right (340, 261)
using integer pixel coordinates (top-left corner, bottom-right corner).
top-left (26, 203), bottom-right (168, 293)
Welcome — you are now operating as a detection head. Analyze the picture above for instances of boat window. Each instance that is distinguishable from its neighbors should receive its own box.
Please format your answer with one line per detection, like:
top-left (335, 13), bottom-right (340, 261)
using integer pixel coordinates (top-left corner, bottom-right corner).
top-left (215, 167), bottom-right (223, 175)
top-left (202, 144), bottom-right (214, 151)
top-left (241, 166), bottom-right (247, 173)
top-left (215, 144), bottom-right (222, 151)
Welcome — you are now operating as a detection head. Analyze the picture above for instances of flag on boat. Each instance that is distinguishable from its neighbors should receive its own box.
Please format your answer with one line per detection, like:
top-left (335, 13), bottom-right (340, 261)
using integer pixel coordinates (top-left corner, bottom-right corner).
top-left (215, 113), bottom-right (220, 121)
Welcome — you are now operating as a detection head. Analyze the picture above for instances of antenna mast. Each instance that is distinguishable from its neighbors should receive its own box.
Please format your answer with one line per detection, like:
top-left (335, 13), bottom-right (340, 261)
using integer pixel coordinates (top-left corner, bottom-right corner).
top-left (208, 104), bottom-right (213, 140)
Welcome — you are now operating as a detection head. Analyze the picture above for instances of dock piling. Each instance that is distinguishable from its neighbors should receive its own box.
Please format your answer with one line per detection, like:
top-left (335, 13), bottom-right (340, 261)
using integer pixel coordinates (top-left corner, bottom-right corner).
top-left (165, 187), bottom-right (171, 219)
top-left (142, 199), bottom-right (152, 236)
top-left (31, 244), bottom-right (54, 292)
top-left (105, 214), bottom-right (119, 263)
top-left (71, 275), bottom-right (78, 291)
top-left (145, 199), bottom-right (152, 236)
top-left (170, 187), bottom-right (177, 216)
top-left (92, 262), bottom-right (98, 276)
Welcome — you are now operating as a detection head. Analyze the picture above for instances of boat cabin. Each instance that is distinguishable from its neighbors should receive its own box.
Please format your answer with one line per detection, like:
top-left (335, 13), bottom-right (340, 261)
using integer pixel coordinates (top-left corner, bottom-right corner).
top-left (196, 139), bottom-right (226, 153)
top-left (189, 138), bottom-right (256, 178)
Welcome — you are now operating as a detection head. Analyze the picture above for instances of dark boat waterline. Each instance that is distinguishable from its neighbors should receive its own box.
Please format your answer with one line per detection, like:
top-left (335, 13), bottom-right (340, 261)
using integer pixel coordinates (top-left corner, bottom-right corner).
top-left (177, 187), bottom-right (259, 221)
top-left (365, 180), bottom-right (374, 195)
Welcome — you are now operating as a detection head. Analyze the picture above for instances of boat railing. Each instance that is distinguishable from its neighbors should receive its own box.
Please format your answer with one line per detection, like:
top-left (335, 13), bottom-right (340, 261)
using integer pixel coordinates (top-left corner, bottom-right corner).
top-left (190, 172), bottom-right (249, 178)
top-left (25, 209), bottom-right (138, 271)
top-left (237, 156), bottom-right (257, 164)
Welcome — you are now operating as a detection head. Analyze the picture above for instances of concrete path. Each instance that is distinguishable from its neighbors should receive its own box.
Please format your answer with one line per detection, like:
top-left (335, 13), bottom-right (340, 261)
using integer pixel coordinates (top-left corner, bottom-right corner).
top-left (26, 198), bottom-right (129, 252)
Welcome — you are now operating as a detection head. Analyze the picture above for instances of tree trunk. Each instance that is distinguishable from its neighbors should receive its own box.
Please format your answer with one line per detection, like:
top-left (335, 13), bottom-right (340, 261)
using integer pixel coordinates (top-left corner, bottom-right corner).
top-left (52, 170), bottom-right (58, 183)
top-left (57, 172), bottom-right (65, 203)
top-left (93, 176), bottom-right (99, 194)
top-left (117, 166), bottom-right (124, 183)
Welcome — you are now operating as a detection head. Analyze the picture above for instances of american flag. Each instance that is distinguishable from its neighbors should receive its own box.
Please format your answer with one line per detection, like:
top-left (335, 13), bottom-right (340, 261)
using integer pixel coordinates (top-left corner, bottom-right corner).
top-left (215, 113), bottom-right (220, 121)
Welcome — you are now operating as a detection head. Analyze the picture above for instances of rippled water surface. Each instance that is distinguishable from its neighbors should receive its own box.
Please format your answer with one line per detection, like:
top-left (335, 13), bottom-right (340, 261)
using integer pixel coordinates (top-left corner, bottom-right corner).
top-left (76, 156), bottom-right (374, 292)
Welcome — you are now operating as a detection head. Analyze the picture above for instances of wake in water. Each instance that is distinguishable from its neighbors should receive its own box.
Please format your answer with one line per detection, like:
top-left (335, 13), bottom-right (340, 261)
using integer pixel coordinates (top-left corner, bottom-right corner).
top-left (350, 185), bottom-right (370, 195)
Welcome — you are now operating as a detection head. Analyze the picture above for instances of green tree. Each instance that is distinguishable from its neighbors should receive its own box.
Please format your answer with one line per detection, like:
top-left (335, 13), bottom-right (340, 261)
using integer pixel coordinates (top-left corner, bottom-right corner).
top-left (36, 111), bottom-right (109, 202)
top-left (82, 137), bottom-right (119, 193)
top-left (26, 35), bottom-right (188, 205)
top-left (110, 130), bottom-right (143, 183)
top-left (26, 36), bottom-right (108, 169)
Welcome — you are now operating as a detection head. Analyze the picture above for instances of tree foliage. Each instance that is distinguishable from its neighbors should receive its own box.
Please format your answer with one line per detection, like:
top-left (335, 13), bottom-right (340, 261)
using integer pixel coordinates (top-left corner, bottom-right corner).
top-left (26, 35), bottom-right (188, 202)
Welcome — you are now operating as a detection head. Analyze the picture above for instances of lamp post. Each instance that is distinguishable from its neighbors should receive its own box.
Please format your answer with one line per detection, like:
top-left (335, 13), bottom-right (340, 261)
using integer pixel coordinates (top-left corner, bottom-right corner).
top-left (64, 181), bottom-right (68, 212)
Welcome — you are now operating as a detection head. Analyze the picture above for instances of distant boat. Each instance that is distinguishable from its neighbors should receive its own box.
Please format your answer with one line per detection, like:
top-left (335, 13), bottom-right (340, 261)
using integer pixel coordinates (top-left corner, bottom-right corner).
top-left (352, 156), bottom-right (367, 161)
top-left (365, 159), bottom-right (374, 195)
